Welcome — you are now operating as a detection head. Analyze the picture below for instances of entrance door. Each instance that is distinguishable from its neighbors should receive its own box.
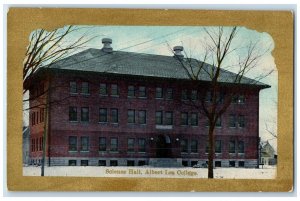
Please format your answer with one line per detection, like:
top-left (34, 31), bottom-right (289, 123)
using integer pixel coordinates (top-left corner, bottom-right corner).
top-left (156, 135), bottom-right (172, 158)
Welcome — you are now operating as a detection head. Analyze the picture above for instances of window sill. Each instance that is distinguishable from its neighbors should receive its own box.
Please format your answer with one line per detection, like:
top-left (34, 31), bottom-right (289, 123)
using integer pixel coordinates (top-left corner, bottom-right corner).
top-left (80, 151), bottom-right (89, 153)
top-left (138, 97), bottom-right (147, 99)
top-left (127, 123), bottom-right (136, 125)
top-left (111, 95), bottom-right (120, 98)
top-left (99, 151), bottom-right (107, 153)
top-left (191, 125), bottom-right (199, 127)
top-left (68, 151), bottom-right (78, 153)
top-left (99, 94), bottom-right (108, 97)
top-left (69, 121), bottom-right (79, 123)
top-left (109, 151), bottom-right (119, 154)
top-left (127, 96), bottom-right (135, 98)
top-left (138, 152), bottom-right (146, 154)
top-left (98, 122), bottom-right (109, 124)
top-left (81, 93), bottom-right (90, 96)
top-left (70, 93), bottom-right (78, 96)
top-left (155, 97), bottom-right (164, 100)
top-left (127, 151), bottom-right (135, 153)
top-left (190, 152), bottom-right (199, 154)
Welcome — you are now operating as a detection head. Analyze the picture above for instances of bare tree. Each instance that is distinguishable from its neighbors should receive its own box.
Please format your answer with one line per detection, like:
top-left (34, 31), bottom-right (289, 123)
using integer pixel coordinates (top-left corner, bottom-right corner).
top-left (23, 25), bottom-right (97, 176)
top-left (172, 26), bottom-right (273, 178)
top-left (23, 25), bottom-right (96, 94)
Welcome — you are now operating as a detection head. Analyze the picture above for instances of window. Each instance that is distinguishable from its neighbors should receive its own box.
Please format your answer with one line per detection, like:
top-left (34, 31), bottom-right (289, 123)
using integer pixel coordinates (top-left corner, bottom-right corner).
top-left (229, 161), bottom-right (235, 167)
top-left (180, 139), bottom-right (188, 153)
top-left (229, 140), bottom-right (236, 153)
top-left (36, 112), bottom-right (39, 124)
top-left (35, 138), bottom-right (38, 151)
top-left (216, 116), bottom-right (222, 127)
top-left (191, 113), bottom-right (198, 126)
top-left (166, 88), bottom-right (173, 100)
top-left (206, 91), bottom-right (212, 102)
top-left (215, 140), bottom-right (222, 153)
top-left (98, 160), bottom-right (106, 166)
top-left (69, 160), bottom-right (77, 166)
top-left (229, 115), bottom-right (236, 127)
top-left (69, 107), bottom-right (77, 121)
top-left (232, 95), bottom-right (245, 104)
top-left (191, 90), bottom-right (197, 101)
top-left (215, 161), bottom-right (222, 167)
top-left (110, 138), bottom-right (118, 152)
top-left (238, 161), bottom-right (245, 167)
top-left (205, 142), bottom-right (209, 153)
top-left (99, 108), bottom-right (108, 122)
top-left (238, 95), bottom-right (245, 104)
top-left (80, 136), bottom-right (89, 151)
top-left (138, 86), bottom-right (146, 98)
top-left (110, 160), bottom-right (118, 166)
top-left (99, 137), bottom-right (106, 151)
top-left (180, 112), bottom-right (188, 125)
top-left (238, 141), bottom-right (244, 153)
top-left (39, 137), bottom-right (42, 151)
top-left (191, 161), bottom-right (198, 167)
top-left (128, 85), bottom-right (135, 97)
top-left (70, 81), bottom-right (77, 94)
top-left (127, 138), bottom-right (135, 152)
top-left (81, 107), bottom-right (89, 122)
top-left (111, 84), bottom-right (119, 96)
top-left (127, 160), bottom-right (135, 166)
top-left (182, 161), bottom-right (188, 167)
top-left (165, 112), bottom-right (173, 125)
top-left (238, 115), bottom-right (245, 127)
top-left (40, 108), bottom-right (44, 122)
top-left (81, 160), bottom-right (88, 166)
top-left (191, 140), bottom-right (198, 153)
top-left (69, 136), bottom-right (77, 151)
top-left (138, 110), bottom-right (146, 124)
top-left (138, 138), bottom-right (146, 152)
top-left (111, 108), bottom-right (119, 123)
top-left (217, 92), bottom-right (225, 103)
top-left (81, 82), bottom-right (89, 94)
top-left (155, 111), bottom-right (163, 125)
top-left (127, 109), bottom-right (135, 123)
top-left (100, 83), bottom-right (108, 95)
top-left (181, 90), bottom-right (188, 100)
top-left (155, 87), bottom-right (163, 99)
top-left (138, 161), bottom-right (146, 166)
top-left (32, 112), bottom-right (35, 125)
top-left (31, 139), bottom-right (34, 152)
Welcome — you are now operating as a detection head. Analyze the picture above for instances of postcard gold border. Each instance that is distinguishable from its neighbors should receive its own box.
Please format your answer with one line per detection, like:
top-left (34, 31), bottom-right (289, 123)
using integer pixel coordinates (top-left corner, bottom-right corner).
top-left (7, 8), bottom-right (294, 192)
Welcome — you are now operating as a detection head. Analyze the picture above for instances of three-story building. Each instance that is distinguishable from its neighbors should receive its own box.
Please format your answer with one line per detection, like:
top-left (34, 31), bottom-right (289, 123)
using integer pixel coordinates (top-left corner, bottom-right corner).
top-left (28, 38), bottom-right (270, 168)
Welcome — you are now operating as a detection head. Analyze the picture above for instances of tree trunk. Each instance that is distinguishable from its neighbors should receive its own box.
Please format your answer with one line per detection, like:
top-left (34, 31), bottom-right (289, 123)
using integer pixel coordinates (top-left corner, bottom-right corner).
top-left (208, 124), bottom-right (215, 178)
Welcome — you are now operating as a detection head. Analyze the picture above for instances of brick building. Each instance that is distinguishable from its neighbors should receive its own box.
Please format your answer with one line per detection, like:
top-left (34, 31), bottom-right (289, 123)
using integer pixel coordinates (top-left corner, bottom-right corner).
top-left (28, 38), bottom-right (270, 168)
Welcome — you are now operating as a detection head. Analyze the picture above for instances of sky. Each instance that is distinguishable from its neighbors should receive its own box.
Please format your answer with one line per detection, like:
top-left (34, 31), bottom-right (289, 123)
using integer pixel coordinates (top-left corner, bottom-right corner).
top-left (25, 25), bottom-right (278, 150)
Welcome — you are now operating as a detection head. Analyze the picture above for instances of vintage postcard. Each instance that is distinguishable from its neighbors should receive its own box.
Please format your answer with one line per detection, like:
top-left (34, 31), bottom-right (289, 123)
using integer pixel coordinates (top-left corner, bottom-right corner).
top-left (7, 8), bottom-right (293, 191)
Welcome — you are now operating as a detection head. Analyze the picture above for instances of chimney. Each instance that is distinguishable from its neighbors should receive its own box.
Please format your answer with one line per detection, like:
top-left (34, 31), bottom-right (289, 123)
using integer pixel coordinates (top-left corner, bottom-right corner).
top-left (102, 38), bottom-right (113, 53)
top-left (173, 46), bottom-right (184, 59)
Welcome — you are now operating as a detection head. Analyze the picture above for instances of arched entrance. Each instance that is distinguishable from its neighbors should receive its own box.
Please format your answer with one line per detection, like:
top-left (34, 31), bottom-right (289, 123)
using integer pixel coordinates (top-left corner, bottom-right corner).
top-left (156, 135), bottom-right (172, 158)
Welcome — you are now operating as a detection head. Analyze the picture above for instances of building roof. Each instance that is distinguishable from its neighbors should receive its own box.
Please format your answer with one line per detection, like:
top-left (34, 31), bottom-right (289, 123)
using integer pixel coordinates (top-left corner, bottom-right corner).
top-left (42, 48), bottom-right (270, 88)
